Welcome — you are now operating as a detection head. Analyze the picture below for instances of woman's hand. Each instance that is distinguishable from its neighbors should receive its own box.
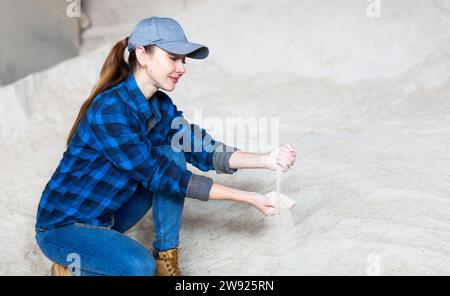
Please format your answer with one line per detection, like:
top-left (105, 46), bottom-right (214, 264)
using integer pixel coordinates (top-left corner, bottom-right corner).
top-left (261, 143), bottom-right (297, 172)
top-left (247, 192), bottom-right (276, 216)
top-left (209, 183), bottom-right (276, 216)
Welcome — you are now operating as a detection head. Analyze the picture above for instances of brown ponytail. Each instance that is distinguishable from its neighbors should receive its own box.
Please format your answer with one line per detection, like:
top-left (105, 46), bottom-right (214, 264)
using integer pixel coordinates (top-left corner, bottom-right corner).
top-left (66, 37), bottom-right (131, 146)
top-left (66, 37), bottom-right (155, 146)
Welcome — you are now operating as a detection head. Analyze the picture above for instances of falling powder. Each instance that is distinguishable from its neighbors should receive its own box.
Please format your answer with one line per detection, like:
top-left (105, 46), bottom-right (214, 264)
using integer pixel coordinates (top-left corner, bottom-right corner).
top-left (276, 168), bottom-right (281, 198)
top-left (265, 169), bottom-right (297, 215)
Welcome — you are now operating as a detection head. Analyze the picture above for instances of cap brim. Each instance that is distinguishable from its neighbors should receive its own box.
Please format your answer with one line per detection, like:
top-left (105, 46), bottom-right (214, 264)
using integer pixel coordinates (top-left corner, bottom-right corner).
top-left (156, 41), bottom-right (209, 59)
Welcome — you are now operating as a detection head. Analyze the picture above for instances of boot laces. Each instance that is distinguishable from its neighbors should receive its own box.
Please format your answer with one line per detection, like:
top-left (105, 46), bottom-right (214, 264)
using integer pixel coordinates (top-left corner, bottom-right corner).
top-left (168, 251), bottom-right (181, 276)
top-left (162, 249), bottom-right (181, 276)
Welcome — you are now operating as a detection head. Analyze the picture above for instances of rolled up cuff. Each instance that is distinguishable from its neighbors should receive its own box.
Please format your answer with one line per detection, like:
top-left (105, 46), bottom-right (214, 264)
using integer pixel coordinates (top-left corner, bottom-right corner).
top-left (213, 144), bottom-right (239, 174)
top-left (186, 174), bottom-right (213, 201)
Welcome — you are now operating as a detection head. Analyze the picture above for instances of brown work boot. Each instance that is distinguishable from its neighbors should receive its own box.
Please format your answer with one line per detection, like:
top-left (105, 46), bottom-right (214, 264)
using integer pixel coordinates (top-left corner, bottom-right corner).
top-left (51, 263), bottom-right (72, 276)
top-left (152, 248), bottom-right (182, 276)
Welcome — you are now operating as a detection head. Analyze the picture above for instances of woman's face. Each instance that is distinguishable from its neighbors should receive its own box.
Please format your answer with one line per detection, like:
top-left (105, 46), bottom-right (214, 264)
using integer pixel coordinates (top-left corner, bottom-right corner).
top-left (136, 46), bottom-right (187, 92)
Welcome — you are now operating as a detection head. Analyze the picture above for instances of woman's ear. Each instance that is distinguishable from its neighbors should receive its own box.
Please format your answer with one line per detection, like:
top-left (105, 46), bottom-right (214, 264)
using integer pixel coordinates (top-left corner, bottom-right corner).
top-left (135, 46), bottom-right (147, 68)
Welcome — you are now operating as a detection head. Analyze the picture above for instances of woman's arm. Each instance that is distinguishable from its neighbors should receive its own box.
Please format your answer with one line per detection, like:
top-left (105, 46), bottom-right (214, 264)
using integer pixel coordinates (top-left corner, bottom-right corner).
top-left (208, 182), bottom-right (275, 216)
top-left (229, 143), bottom-right (296, 171)
top-left (205, 143), bottom-right (297, 217)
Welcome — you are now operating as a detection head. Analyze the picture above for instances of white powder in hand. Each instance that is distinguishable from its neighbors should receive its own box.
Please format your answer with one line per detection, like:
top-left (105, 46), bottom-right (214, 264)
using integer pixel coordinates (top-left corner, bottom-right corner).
top-left (264, 191), bottom-right (296, 214)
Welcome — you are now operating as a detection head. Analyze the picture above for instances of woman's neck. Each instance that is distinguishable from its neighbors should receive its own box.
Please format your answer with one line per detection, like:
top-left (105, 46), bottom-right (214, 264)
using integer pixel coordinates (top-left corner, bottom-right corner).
top-left (133, 71), bottom-right (158, 100)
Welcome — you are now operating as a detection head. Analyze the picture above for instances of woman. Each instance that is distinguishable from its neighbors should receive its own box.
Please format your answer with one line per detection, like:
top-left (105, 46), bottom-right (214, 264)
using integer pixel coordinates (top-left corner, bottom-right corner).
top-left (34, 17), bottom-right (296, 276)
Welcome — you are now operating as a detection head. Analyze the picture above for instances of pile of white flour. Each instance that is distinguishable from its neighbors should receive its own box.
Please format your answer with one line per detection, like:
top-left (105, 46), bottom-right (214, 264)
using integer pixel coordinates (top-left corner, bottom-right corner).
top-left (1, 0), bottom-right (450, 275)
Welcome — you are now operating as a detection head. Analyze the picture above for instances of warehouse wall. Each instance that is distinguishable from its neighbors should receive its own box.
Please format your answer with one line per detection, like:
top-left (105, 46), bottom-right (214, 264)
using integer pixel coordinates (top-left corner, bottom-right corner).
top-left (0, 0), bottom-right (80, 86)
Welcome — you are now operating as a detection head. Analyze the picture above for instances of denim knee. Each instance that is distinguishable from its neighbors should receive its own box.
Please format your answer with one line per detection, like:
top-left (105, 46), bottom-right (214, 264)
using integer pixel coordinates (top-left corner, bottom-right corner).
top-left (157, 145), bottom-right (186, 169)
top-left (121, 253), bottom-right (156, 276)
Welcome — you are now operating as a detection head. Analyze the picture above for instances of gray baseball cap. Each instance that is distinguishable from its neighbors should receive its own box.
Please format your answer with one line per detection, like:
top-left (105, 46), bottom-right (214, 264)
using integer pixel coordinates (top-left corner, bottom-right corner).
top-left (127, 17), bottom-right (209, 59)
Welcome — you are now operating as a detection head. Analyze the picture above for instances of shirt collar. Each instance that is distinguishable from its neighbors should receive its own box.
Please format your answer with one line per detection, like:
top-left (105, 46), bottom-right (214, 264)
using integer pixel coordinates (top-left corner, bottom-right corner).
top-left (123, 73), bottom-right (162, 125)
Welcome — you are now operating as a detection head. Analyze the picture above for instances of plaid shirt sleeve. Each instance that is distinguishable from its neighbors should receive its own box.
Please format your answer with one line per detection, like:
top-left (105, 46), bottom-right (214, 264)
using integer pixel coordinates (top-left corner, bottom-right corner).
top-left (165, 101), bottom-right (239, 175)
top-left (87, 100), bottom-right (211, 200)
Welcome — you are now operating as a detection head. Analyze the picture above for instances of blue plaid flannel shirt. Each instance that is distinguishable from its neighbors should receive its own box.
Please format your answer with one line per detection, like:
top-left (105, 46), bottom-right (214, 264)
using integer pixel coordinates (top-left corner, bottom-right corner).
top-left (35, 74), bottom-right (238, 231)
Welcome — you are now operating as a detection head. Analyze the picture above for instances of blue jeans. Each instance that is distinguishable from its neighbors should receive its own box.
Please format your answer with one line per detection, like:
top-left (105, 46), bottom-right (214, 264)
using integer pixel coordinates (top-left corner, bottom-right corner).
top-left (35, 145), bottom-right (186, 276)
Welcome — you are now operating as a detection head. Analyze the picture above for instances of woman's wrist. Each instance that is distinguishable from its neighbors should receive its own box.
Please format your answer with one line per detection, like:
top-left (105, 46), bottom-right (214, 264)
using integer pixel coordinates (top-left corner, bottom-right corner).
top-left (229, 151), bottom-right (270, 170)
top-left (241, 191), bottom-right (257, 205)
top-left (258, 152), bottom-right (270, 169)
top-left (209, 182), bottom-right (255, 205)
top-left (236, 190), bottom-right (256, 205)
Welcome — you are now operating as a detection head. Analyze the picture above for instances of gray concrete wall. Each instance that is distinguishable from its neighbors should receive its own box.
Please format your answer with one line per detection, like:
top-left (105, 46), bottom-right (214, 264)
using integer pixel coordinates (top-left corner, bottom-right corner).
top-left (83, 0), bottom-right (206, 27)
top-left (0, 0), bottom-right (80, 86)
